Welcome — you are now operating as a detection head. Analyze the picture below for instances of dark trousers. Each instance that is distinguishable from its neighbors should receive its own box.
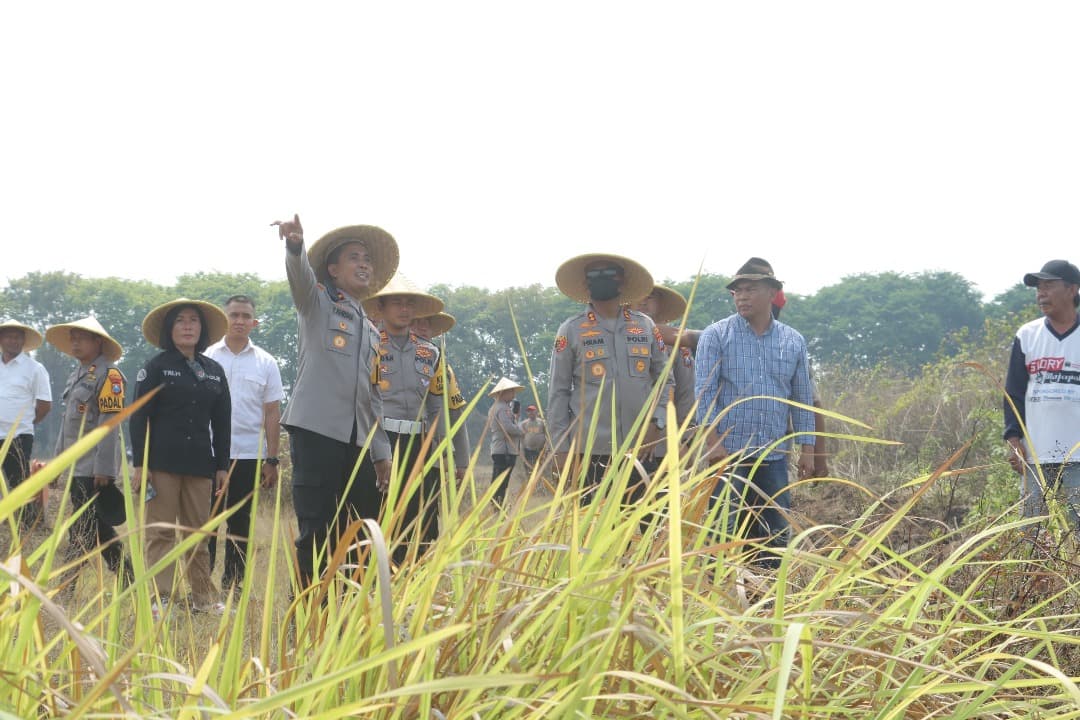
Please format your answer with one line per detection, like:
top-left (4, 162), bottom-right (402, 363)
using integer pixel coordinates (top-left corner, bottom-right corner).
top-left (491, 453), bottom-right (517, 506)
top-left (580, 454), bottom-right (650, 507)
top-left (208, 458), bottom-right (258, 590)
top-left (61, 477), bottom-right (132, 589)
top-left (384, 431), bottom-right (440, 565)
top-left (288, 426), bottom-right (381, 587)
top-left (710, 459), bottom-right (791, 569)
top-left (2, 434), bottom-right (38, 528)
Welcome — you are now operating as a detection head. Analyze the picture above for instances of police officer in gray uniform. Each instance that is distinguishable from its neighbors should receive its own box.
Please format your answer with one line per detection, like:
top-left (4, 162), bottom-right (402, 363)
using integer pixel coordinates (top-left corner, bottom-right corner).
top-left (634, 284), bottom-right (696, 465)
top-left (411, 311), bottom-right (471, 482)
top-left (272, 214), bottom-right (396, 587)
top-left (547, 253), bottom-right (673, 503)
top-left (46, 316), bottom-right (134, 590)
top-left (363, 274), bottom-right (457, 563)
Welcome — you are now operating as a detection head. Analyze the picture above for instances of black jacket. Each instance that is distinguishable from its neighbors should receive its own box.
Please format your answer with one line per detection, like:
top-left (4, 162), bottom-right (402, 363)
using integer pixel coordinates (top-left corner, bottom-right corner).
top-left (130, 349), bottom-right (231, 479)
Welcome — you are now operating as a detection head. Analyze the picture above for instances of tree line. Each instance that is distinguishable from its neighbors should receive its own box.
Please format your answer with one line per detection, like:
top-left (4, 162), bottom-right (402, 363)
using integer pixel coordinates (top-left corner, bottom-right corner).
top-left (0, 269), bottom-right (1037, 454)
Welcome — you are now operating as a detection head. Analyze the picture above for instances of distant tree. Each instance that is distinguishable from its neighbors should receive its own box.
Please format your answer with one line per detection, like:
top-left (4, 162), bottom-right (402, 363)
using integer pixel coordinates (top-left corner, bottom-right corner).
top-left (799, 271), bottom-right (985, 372)
top-left (985, 283), bottom-right (1037, 325)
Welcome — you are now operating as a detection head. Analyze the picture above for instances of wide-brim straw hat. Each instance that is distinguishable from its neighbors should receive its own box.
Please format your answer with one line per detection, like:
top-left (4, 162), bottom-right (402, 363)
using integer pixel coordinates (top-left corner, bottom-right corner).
top-left (46, 316), bottom-right (124, 362)
top-left (555, 253), bottom-right (655, 305)
top-left (308, 225), bottom-right (399, 298)
top-left (362, 273), bottom-right (444, 319)
top-left (488, 376), bottom-right (524, 397)
top-left (0, 320), bottom-right (43, 352)
top-left (646, 284), bottom-right (688, 324)
top-left (420, 311), bottom-right (456, 338)
top-left (141, 298), bottom-right (229, 349)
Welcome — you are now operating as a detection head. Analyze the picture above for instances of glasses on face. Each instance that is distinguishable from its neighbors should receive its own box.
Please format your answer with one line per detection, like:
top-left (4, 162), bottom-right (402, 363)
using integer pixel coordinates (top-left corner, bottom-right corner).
top-left (585, 267), bottom-right (620, 280)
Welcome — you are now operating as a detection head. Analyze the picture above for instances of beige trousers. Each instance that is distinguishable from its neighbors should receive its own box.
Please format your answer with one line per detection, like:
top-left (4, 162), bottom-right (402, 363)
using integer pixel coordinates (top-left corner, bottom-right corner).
top-left (145, 470), bottom-right (217, 605)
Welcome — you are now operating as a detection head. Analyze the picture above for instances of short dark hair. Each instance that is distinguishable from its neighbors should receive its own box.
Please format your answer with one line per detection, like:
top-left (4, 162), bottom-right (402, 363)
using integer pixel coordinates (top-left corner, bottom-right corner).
top-left (159, 304), bottom-right (212, 354)
top-left (225, 294), bottom-right (256, 310)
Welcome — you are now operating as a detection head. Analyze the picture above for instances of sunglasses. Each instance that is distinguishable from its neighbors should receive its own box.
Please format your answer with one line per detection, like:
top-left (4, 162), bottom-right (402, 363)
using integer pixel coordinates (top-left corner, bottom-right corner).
top-left (585, 267), bottom-right (621, 280)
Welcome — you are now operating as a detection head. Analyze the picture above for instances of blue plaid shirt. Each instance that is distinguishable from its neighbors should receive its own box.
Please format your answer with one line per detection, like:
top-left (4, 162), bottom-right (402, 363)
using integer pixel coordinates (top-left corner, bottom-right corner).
top-left (694, 314), bottom-right (815, 461)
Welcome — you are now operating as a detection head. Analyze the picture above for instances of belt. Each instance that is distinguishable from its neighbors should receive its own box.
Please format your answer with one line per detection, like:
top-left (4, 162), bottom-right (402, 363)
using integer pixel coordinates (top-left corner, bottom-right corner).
top-left (383, 418), bottom-right (425, 435)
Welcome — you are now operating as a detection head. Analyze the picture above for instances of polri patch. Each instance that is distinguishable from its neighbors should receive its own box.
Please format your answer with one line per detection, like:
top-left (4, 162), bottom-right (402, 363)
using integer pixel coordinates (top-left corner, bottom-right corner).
top-left (554, 336), bottom-right (567, 353)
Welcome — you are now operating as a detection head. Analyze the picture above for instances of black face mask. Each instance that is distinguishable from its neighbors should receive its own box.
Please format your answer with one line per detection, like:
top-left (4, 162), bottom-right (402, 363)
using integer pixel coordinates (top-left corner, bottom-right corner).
top-left (587, 276), bottom-right (620, 301)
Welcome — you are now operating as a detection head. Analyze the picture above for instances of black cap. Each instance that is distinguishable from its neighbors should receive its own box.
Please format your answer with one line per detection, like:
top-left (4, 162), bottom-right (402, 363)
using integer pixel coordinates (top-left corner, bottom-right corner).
top-left (1023, 260), bottom-right (1080, 287)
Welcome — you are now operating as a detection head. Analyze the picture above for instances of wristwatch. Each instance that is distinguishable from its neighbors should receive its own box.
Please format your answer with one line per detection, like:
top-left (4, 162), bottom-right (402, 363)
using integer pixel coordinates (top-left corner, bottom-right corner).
top-left (264, 457), bottom-right (280, 466)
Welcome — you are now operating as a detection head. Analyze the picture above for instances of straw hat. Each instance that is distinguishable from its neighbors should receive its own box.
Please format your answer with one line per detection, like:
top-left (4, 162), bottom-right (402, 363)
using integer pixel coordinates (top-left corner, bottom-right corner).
top-left (488, 376), bottom-right (524, 397)
top-left (141, 298), bottom-right (229, 349)
top-left (555, 253), bottom-right (654, 305)
top-left (361, 273), bottom-right (444, 319)
top-left (0, 320), bottom-right (43, 351)
top-left (644, 285), bottom-right (688, 325)
top-left (46, 316), bottom-right (124, 362)
top-left (420, 311), bottom-right (456, 338)
top-left (308, 225), bottom-right (399, 298)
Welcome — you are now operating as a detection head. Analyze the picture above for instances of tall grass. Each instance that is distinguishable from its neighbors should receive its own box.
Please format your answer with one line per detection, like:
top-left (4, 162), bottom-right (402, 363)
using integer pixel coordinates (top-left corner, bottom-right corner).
top-left (3, 388), bottom-right (1080, 718)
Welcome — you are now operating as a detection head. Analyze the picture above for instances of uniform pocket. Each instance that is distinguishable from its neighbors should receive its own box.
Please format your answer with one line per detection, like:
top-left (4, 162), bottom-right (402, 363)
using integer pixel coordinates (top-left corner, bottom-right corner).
top-left (627, 346), bottom-right (651, 378)
top-left (326, 318), bottom-right (356, 356)
top-left (584, 358), bottom-right (609, 384)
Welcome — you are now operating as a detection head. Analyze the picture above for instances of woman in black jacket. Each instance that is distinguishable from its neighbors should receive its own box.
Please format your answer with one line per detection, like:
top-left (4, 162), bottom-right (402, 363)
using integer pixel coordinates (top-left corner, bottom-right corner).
top-left (131, 298), bottom-right (230, 616)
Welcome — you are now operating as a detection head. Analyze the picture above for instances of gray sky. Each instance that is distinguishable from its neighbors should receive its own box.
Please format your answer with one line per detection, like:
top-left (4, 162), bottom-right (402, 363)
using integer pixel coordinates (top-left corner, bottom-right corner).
top-left (3, 2), bottom-right (1078, 301)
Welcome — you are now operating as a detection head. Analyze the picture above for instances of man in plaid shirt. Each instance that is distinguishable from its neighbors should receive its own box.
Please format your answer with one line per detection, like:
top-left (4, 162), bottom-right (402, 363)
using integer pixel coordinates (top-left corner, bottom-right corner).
top-left (694, 257), bottom-right (815, 568)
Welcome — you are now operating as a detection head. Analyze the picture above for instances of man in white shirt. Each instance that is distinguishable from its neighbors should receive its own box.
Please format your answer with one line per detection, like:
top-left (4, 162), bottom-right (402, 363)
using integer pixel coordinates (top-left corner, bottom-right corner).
top-left (205, 295), bottom-right (284, 593)
top-left (1004, 260), bottom-right (1080, 525)
top-left (0, 320), bottom-right (52, 530)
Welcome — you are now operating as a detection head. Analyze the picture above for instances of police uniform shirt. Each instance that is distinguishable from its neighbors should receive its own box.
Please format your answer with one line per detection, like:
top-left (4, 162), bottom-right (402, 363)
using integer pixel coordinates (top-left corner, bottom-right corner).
top-left (547, 306), bottom-right (673, 456)
top-left (488, 399), bottom-right (523, 456)
top-left (130, 350), bottom-right (231, 479)
top-left (55, 353), bottom-right (125, 479)
top-left (377, 330), bottom-right (447, 433)
top-left (431, 359), bottom-right (471, 469)
top-left (281, 244), bottom-right (391, 462)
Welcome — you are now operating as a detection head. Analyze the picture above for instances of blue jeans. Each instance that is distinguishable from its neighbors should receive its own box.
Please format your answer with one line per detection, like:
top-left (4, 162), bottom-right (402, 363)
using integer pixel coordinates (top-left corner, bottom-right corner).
top-left (710, 459), bottom-right (791, 568)
top-left (1022, 463), bottom-right (1080, 527)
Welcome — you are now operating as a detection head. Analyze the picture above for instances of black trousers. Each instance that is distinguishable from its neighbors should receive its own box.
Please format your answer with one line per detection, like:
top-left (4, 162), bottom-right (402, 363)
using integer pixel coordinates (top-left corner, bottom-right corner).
top-left (208, 458), bottom-right (259, 589)
top-left (288, 426), bottom-right (381, 587)
top-left (384, 431), bottom-right (440, 565)
top-left (491, 453), bottom-right (517, 506)
top-left (62, 476), bottom-right (131, 585)
top-left (2, 434), bottom-right (38, 528)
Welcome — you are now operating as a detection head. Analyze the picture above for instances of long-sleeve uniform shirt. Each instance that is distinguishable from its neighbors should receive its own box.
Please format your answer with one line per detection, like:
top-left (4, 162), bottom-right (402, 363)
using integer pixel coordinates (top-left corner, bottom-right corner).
top-left (432, 358), bottom-right (471, 469)
top-left (1003, 315), bottom-right (1080, 464)
top-left (654, 346), bottom-right (696, 459)
top-left (55, 353), bottom-right (126, 478)
top-left (281, 244), bottom-right (391, 463)
top-left (130, 350), bottom-right (231, 479)
top-left (488, 399), bottom-right (523, 455)
top-left (378, 331), bottom-right (467, 468)
top-left (694, 314), bottom-right (814, 461)
top-left (547, 306), bottom-right (673, 456)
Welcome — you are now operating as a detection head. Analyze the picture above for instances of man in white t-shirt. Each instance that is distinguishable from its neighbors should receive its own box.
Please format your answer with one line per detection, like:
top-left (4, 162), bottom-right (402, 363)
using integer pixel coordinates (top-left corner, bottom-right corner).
top-left (0, 320), bottom-right (52, 530)
top-left (1004, 259), bottom-right (1080, 525)
top-left (205, 295), bottom-right (284, 592)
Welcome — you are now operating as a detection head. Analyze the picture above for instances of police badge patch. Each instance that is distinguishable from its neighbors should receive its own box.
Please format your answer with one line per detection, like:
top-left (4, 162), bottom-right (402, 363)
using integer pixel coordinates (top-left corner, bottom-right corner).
top-left (555, 336), bottom-right (568, 353)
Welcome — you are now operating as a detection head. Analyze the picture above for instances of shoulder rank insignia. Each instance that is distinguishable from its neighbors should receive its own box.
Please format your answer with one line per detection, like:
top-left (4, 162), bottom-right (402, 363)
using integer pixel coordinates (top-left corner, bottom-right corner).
top-left (653, 326), bottom-right (666, 352)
